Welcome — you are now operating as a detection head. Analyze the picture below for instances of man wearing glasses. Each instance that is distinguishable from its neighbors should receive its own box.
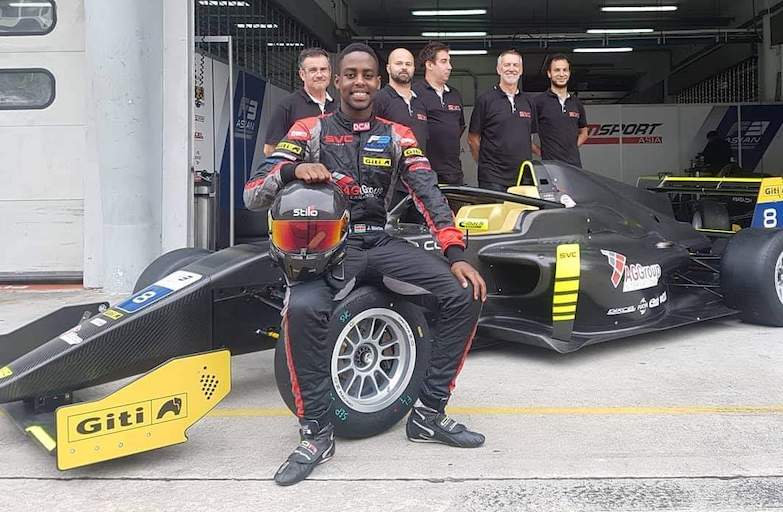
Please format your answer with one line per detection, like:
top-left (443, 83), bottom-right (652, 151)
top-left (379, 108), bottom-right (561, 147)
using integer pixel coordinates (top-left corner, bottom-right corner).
top-left (263, 47), bottom-right (338, 156)
top-left (533, 54), bottom-right (588, 168)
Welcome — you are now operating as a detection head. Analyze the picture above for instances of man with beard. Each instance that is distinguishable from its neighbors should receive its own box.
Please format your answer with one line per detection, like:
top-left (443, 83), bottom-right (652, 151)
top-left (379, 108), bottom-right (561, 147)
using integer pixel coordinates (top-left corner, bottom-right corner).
top-left (532, 54), bottom-right (588, 167)
top-left (414, 41), bottom-right (465, 185)
top-left (245, 43), bottom-right (487, 487)
top-left (468, 49), bottom-right (537, 191)
top-left (374, 47), bottom-right (429, 153)
top-left (263, 47), bottom-right (338, 156)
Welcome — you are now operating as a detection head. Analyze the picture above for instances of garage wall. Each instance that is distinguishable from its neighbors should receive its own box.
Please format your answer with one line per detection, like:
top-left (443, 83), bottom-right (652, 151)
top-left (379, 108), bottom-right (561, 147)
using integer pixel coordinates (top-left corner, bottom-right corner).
top-left (0, 0), bottom-right (88, 277)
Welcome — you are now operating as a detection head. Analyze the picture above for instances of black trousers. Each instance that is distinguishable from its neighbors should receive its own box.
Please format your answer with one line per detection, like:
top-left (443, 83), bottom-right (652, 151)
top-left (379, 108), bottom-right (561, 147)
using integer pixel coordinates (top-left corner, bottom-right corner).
top-left (282, 232), bottom-right (481, 420)
top-left (478, 180), bottom-right (509, 192)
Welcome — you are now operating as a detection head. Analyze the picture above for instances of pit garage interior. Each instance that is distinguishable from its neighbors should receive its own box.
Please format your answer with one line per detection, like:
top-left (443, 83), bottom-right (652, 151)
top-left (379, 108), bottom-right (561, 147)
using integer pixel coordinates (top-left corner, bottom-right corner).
top-left (2, 1), bottom-right (783, 510)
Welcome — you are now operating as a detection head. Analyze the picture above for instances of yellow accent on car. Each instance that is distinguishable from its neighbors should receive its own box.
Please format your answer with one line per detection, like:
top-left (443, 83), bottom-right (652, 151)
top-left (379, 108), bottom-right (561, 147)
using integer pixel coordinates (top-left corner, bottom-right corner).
top-left (457, 218), bottom-right (489, 231)
top-left (26, 425), bottom-right (56, 452)
top-left (55, 350), bottom-right (231, 470)
top-left (553, 244), bottom-right (580, 324)
top-left (0, 367), bottom-right (12, 379)
top-left (756, 177), bottom-right (783, 204)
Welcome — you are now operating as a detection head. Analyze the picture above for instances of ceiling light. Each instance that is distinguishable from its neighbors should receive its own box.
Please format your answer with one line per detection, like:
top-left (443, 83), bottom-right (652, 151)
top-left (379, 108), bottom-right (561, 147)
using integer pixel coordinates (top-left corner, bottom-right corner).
top-left (573, 47), bottom-right (633, 53)
top-left (267, 42), bottom-right (304, 47)
top-left (236, 23), bottom-right (278, 29)
top-left (449, 50), bottom-right (488, 55)
top-left (601, 6), bottom-right (677, 12)
top-left (587, 28), bottom-right (654, 34)
top-left (411, 9), bottom-right (487, 16)
top-left (198, 1), bottom-right (250, 6)
top-left (421, 31), bottom-right (487, 38)
top-left (8, 2), bottom-right (51, 6)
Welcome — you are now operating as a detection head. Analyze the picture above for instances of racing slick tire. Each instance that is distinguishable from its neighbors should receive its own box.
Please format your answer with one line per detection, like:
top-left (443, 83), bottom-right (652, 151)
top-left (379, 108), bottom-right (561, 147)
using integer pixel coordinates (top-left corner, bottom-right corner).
top-left (133, 248), bottom-right (212, 293)
top-left (721, 228), bottom-right (783, 326)
top-left (691, 200), bottom-right (730, 231)
top-left (275, 286), bottom-right (431, 439)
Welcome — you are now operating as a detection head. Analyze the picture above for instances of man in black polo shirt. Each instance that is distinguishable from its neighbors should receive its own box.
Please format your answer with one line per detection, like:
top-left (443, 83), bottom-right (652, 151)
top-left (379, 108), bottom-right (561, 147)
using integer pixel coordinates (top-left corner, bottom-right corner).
top-left (263, 47), bottom-right (338, 156)
top-left (533, 54), bottom-right (588, 167)
top-left (374, 47), bottom-right (428, 152)
top-left (413, 41), bottom-right (465, 185)
top-left (468, 49), bottom-right (537, 191)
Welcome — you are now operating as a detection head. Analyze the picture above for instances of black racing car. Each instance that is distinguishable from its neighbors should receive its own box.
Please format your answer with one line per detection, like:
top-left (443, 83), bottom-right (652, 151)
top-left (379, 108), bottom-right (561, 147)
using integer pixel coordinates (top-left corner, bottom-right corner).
top-left (3, 161), bottom-right (783, 466)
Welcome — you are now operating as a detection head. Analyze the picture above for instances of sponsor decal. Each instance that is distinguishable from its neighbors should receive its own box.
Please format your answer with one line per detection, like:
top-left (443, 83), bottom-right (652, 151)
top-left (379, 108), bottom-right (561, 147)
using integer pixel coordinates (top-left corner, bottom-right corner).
top-left (600, 250), bottom-right (662, 292)
top-left (332, 172), bottom-right (384, 199)
top-left (585, 123), bottom-right (663, 145)
top-left (287, 129), bottom-right (309, 140)
top-left (90, 317), bottom-right (107, 327)
top-left (194, 114), bottom-right (205, 123)
top-left (416, 113), bottom-right (427, 121)
top-left (568, 111), bottom-right (580, 119)
top-left (560, 194), bottom-right (576, 208)
top-left (276, 141), bottom-right (302, 155)
top-left (0, 366), bottom-right (12, 378)
top-left (67, 394), bottom-right (187, 442)
top-left (363, 135), bottom-right (390, 152)
top-left (103, 309), bottom-right (124, 321)
top-left (116, 271), bottom-right (202, 314)
top-left (519, 111), bottom-right (531, 118)
top-left (403, 147), bottom-right (424, 158)
top-left (726, 121), bottom-right (770, 147)
top-left (324, 134), bottom-right (353, 144)
top-left (235, 97), bottom-right (258, 137)
top-left (457, 218), bottom-right (489, 230)
top-left (362, 156), bottom-right (391, 167)
top-left (352, 121), bottom-right (371, 132)
top-left (194, 131), bottom-right (205, 140)
top-left (606, 291), bottom-right (667, 316)
top-left (447, 104), bottom-right (461, 111)
top-left (293, 206), bottom-right (319, 217)
top-left (60, 325), bottom-right (83, 345)
top-left (407, 239), bottom-right (441, 251)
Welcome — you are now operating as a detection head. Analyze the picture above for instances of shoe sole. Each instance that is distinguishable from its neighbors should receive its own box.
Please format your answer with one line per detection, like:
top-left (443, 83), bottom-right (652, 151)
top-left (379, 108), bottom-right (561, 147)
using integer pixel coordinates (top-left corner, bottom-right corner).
top-left (406, 435), bottom-right (484, 448)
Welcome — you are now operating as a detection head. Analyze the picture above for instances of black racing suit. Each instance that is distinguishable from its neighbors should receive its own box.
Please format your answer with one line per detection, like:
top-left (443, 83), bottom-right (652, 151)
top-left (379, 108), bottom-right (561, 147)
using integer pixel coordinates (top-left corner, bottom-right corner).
top-left (244, 111), bottom-right (481, 421)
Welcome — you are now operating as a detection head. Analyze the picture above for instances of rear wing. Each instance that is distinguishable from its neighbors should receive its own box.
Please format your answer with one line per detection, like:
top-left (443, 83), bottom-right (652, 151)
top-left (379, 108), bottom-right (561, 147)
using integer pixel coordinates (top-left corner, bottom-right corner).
top-left (648, 176), bottom-right (763, 198)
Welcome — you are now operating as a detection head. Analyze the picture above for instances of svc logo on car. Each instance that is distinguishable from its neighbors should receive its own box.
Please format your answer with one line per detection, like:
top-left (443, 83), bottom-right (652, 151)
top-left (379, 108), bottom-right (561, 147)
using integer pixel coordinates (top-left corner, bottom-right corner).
top-left (601, 250), bottom-right (662, 292)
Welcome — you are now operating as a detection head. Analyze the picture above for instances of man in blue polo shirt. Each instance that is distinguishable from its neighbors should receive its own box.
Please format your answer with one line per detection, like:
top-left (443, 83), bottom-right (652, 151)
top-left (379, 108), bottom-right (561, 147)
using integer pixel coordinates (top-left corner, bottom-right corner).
top-left (532, 54), bottom-right (588, 167)
top-left (468, 49), bottom-right (537, 191)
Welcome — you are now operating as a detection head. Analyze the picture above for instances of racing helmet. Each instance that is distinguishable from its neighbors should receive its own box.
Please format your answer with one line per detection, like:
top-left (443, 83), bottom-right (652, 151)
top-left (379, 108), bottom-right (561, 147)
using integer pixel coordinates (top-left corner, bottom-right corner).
top-left (269, 181), bottom-right (350, 281)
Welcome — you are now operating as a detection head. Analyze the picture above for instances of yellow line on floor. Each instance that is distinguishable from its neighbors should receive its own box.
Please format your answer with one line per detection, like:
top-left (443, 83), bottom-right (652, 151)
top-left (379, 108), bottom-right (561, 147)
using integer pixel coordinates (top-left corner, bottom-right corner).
top-left (206, 404), bottom-right (783, 418)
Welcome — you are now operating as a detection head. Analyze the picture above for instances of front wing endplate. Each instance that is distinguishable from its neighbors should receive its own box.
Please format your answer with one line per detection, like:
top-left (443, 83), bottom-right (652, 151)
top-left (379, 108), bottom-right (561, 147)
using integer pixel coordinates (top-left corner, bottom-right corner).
top-left (55, 350), bottom-right (231, 470)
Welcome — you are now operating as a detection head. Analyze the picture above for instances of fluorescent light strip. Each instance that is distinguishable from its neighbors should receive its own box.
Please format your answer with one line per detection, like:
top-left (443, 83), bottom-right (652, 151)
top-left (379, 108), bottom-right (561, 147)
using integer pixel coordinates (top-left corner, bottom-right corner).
top-left (412, 9), bottom-right (487, 16)
top-left (267, 42), bottom-right (304, 47)
top-left (449, 50), bottom-right (488, 55)
top-left (421, 31), bottom-right (487, 38)
top-left (587, 28), bottom-right (653, 34)
top-left (8, 2), bottom-right (51, 6)
top-left (198, 0), bottom-right (250, 6)
top-left (573, 47), bottom-right (633, 53)
top-left (236, 23), bottom-right (278, 29)
top-left (601, 6), bottom-right (677, 12)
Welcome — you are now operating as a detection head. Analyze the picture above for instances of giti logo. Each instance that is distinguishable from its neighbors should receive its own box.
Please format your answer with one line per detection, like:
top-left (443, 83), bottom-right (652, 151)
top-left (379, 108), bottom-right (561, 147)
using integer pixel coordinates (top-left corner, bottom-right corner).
top-left (292, 206), bottom-right (318, 217)
top-left (403, 147), bottom-right (423, 158)
top-left (765, 186), bottom-right (781, 196)
top-left (276, 142), bottom-right (303, 155)
top-left (363, 156), bottom-right (391, 167)
top-left (68, 395), bottom-right (187, 441)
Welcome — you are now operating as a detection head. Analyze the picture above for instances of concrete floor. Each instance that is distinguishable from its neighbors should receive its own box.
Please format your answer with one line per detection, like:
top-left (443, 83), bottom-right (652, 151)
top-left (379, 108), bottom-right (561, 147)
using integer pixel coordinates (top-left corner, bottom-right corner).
top-left (1, 287), bottom-right (782, 511)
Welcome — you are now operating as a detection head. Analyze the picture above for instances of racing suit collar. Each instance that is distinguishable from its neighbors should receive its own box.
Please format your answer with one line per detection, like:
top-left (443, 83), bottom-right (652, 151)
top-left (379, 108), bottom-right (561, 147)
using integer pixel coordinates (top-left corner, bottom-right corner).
top-left (333, 110), bottom-right (377, 132)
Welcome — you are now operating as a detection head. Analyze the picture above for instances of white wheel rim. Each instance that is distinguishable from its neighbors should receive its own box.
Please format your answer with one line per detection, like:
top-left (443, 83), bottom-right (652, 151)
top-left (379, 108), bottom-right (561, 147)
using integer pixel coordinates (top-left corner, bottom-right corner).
top-left (331, 307), bottom-right (417, 413)
top-left (775, 252), bottom-right (783, 305)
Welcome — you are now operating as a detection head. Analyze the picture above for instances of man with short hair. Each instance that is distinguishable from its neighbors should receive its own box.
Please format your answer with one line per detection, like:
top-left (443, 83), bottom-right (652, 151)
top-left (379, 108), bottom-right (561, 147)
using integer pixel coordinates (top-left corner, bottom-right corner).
top-left (413, 41), bottom-right (465, 185)
top-left (374, 47), bottom-right (429, 152)
top-left (245, 43), bottom-right (487, 487)
top-left (532, 54), bottom-right (588, 167)
top-left (700, 130), bottom-right (733, 172)
top-left (263, 47), bottom-right (338, 156)
top-left (468, 49), bottom-right (537, 191)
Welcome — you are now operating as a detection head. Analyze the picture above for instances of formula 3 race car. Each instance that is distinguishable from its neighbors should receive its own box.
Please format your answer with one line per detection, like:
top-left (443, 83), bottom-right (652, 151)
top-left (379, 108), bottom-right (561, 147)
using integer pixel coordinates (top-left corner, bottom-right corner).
top-left (3, 161), bottom-right (783, 469)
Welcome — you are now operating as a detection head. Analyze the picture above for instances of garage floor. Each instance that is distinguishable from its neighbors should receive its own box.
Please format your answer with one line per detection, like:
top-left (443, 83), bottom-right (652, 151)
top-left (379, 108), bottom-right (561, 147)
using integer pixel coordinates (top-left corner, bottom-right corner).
top-left (1, 287), bottom-right (782, 511)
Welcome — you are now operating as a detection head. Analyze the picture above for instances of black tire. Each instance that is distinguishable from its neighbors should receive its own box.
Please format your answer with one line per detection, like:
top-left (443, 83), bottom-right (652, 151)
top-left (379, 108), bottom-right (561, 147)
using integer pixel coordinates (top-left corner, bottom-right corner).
top-left (275, 286), bottom-right (431, 439)
top-left (721, 228), bottom-right (783, 326)
top-left (133, 248), bottom-right (212, 293)
top-left (692, 200), bottom-right (730, 230)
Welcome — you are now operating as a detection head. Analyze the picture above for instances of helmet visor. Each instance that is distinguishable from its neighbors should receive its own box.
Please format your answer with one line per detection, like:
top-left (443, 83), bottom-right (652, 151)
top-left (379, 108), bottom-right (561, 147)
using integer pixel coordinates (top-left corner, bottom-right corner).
top-left (271, 217), bottom-right (347, 254)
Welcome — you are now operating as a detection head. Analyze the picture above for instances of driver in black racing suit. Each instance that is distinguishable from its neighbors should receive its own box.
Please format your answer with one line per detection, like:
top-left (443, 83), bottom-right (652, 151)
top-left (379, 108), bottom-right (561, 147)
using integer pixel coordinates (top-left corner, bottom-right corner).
top-left (244, 43), bottom-right (487, 486)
